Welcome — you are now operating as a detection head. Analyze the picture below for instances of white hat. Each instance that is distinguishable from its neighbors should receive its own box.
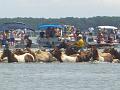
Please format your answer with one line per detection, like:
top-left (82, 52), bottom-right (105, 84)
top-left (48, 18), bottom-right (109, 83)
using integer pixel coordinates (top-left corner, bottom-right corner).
top-left (78, 34), bottom-right (82, 37)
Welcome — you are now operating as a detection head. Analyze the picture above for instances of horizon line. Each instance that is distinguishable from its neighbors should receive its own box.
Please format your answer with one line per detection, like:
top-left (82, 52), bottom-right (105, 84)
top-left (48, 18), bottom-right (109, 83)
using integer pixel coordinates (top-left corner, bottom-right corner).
top-left (0, 16), bottom-right (120, 19)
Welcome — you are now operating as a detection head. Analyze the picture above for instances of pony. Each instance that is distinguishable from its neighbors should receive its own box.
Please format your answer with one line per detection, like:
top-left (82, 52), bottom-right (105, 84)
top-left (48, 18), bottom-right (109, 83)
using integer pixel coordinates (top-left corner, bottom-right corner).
top-left (23, 48), bottom-right (36, 60)
top-left (13, 48), bottom-right (25, 55)
top-left (90, 46), bottom-right (113, 63)
top-left (35, 50), bottom-right (57, 62)
top-left (103, 48), bottom-right (120, 60)
top-left (61, 52), bottom-right (78, 62)
top-left (76, 50), bottom-right (92, 62)
top-left (50, 47), bottom-right (63, 62)
top-left (13, 48), bottom-right (36, 61)
top-left (51, 47), bottom-right (91, 62)
top-left (0, 51), bottom-right (3, 62)
top-left (103, 48), bottom-right (120, 63)
top-left (52, 51), bottom-right (78, 63)
top-left (1, 49), bottom-right (35, 63)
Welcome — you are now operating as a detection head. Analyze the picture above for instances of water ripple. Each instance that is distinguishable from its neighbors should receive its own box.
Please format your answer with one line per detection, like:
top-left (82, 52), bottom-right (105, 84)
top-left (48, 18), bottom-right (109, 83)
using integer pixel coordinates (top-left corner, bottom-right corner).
top-left (0, 63), bottom-right (120, 90)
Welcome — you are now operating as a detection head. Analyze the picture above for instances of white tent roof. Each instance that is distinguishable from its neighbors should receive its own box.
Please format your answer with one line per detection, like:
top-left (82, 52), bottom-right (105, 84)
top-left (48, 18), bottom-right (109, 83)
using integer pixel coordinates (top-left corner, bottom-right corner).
top-left (97, 26), bottom-right (118, 30)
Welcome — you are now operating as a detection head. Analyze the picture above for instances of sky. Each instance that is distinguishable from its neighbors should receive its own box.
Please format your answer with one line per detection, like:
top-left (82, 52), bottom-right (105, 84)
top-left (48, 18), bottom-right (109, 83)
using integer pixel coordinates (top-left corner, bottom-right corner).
top-left (0, 0), bottom-right (120, 18)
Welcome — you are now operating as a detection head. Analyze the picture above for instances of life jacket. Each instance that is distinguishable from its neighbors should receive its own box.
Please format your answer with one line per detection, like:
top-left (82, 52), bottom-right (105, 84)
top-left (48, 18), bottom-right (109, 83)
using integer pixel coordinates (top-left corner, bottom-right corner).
top-left (75, 39), bottom-right (85, 48)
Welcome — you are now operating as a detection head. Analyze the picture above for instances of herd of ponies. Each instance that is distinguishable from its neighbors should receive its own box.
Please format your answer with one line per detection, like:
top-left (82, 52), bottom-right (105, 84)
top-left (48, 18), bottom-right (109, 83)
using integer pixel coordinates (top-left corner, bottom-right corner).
top-left (0, 46), bottom-right (120, 63)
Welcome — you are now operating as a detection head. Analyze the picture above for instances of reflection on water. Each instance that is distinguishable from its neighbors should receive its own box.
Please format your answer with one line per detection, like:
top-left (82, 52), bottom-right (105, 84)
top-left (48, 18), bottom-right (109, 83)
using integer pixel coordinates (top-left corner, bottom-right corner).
top-left (0, 63), bottom-right (120, 90)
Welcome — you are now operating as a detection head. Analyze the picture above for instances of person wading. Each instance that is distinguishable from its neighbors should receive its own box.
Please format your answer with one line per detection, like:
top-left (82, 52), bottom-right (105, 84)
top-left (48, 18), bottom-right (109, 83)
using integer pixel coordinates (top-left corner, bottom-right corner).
top-left (25, 35), bottom-right (32, 48)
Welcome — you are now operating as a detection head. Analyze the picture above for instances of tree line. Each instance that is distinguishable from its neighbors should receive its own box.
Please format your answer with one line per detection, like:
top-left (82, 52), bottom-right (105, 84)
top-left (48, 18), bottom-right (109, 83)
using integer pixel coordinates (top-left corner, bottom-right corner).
top-left (0, 16), bottom-right (120, 31)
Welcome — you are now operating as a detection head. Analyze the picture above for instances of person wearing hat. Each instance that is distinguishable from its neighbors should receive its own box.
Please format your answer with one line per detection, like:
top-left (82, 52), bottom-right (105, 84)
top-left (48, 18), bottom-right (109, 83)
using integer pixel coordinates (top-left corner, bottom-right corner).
top-left (74, 34), bottom-right (85, 51)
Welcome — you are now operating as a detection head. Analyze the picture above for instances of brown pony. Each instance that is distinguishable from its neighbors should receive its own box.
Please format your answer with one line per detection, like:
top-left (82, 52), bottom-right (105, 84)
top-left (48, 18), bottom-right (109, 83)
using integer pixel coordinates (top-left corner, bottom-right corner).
top-left (91, 46), bottom-right (113, 62)
top-left (76, 50), bottom-right (92, 62)
top-left (50, 47), bottom-right (63, 62)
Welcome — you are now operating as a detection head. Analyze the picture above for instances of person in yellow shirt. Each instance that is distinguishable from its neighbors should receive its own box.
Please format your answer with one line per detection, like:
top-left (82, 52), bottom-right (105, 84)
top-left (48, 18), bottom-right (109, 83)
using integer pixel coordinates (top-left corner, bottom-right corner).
top-left (74, 34), bottom-right (85, 51)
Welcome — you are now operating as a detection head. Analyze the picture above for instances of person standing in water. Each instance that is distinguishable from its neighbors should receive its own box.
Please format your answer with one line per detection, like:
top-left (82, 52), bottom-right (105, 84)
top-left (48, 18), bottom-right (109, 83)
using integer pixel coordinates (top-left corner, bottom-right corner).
top-left (24, 35), bottom-right (32, 48)
top-left (9, 31), bottom-right (15, 46)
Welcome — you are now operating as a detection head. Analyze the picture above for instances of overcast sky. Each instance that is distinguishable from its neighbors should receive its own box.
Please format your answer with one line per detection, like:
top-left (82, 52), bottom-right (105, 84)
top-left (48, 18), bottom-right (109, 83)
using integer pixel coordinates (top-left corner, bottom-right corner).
top-left (0, 0), bottom-right (120, 18)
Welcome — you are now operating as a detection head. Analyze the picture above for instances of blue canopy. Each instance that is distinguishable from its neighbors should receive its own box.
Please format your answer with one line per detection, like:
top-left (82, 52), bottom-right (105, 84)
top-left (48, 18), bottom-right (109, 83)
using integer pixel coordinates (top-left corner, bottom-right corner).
top-left (38, 24), bottom-right (64, 30)
top-left (0, 22), bottom-right (34, 31)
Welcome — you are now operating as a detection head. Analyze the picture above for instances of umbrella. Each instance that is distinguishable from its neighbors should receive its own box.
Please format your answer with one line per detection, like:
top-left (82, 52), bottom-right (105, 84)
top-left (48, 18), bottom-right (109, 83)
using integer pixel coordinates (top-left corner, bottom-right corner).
top-left (0, 22), bottom-right (34, 31)
top-left (38, 24), bottom-right (64, 30)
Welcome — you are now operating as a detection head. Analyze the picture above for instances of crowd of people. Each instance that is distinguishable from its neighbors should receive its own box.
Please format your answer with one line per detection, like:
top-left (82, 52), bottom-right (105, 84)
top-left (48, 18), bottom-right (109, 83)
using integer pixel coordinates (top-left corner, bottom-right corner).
top-left (97, 29), bottom-right (120, 43)
top-left (0, 30), bottom-right (32, 49)
top-left (1, 27), bottom-right (120, 53)
top-left (0, 30), bottom-right (16, 48)
top-left (51, 29), bottom-right (120, 52)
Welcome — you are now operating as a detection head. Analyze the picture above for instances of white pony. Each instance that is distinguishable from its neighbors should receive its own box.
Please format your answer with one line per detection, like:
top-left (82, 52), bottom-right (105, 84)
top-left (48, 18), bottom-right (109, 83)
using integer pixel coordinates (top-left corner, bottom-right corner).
top-left (1, 49), bottom-right (35, 63)
top-left (61, 52), bottom-right (78, 62)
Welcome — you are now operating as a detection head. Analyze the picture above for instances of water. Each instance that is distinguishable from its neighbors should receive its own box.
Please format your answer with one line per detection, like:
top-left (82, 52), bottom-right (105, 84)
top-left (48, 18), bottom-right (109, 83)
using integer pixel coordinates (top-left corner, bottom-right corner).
top-left (0, 63), bottom-right (120, 90)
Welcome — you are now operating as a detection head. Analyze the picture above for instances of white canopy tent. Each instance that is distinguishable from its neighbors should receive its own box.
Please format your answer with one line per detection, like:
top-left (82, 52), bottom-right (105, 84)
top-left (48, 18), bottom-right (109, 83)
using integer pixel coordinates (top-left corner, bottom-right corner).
top-left (97, 26), bottom-right (118, 30)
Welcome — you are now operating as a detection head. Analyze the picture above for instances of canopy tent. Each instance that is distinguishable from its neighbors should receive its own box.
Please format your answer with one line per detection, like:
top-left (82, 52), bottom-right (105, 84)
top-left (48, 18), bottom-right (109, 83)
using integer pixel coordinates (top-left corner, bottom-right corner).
top-left (38, 24), bottom-right (64, 30)
top-left (0, 22), bottom-right (34, 31)
top-left (97, 26), bottom-right (118, 30)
